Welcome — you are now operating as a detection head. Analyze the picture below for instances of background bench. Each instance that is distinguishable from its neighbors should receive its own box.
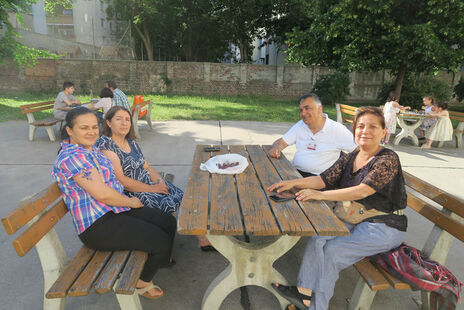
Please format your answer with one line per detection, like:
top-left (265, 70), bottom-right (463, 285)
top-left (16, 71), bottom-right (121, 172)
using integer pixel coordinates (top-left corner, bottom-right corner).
top-left (336, 103), bottom-right (357, 127)
top-left (132, 100), bottom-right (153, 140)
top-left (20, 101), bottom-right (62, 142)
top-left (1, 183), bottom-right (148, 310)
top-left (348, 171), bottom-right (464, 310)
top-left (437, 110), bottom-right (464, 148)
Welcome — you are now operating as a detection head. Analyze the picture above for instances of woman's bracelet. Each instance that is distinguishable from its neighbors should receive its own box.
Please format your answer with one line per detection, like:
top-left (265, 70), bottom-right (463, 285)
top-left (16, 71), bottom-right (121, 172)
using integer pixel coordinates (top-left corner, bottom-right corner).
top-left (153, 177), bottom-right (162, 185)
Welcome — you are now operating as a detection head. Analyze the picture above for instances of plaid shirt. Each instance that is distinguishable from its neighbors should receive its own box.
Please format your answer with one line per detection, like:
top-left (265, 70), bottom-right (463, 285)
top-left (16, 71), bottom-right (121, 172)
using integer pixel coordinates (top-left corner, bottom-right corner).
top-left (51, 141), bottom-right (130, 234)
top-left (113, 88), bottom-right (131, 112)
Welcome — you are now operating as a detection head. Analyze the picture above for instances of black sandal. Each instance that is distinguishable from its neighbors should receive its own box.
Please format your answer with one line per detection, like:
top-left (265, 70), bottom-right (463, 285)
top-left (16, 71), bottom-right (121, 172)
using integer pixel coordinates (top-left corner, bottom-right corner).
top-left (271, 283), bottom-right (312, 310)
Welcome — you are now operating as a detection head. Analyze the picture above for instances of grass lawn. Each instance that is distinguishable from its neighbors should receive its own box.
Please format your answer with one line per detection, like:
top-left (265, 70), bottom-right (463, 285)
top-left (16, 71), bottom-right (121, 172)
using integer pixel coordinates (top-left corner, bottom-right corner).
top-left (0, 93), bottom-right (338, 123)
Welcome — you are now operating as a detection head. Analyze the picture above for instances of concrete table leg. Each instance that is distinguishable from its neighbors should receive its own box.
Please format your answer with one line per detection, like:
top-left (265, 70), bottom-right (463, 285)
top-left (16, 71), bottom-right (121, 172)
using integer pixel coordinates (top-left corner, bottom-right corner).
top-left (201, 233), bottom-right (300, 310)
top-left (393, 116), bottom-right (424, 146)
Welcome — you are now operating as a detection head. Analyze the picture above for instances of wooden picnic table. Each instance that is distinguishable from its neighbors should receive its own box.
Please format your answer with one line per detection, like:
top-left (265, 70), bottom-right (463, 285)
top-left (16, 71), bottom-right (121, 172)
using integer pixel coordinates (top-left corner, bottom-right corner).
top-left (393, 113), bottom-right (426, 146)
top-left (177, 144), bottom-right (349, 310)
top-left (56, 102), bottom-right (98, 112)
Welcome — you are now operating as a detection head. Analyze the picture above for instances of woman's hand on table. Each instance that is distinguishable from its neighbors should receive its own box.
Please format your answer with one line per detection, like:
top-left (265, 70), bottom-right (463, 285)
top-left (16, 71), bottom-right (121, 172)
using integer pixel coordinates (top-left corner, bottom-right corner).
top-left (295, 189), bottom-right (324, 201)
top-left (267, 180), bottom-right (295, 193)
top-left (128, 197), bottom-right (144, 208)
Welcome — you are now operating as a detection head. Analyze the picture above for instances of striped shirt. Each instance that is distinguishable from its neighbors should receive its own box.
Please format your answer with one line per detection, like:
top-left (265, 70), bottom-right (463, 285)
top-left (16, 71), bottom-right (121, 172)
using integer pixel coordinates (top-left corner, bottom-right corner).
top-left (113, 88), bottom-right (131, 112)
top-left (51, 141), bottom-right (130, 234)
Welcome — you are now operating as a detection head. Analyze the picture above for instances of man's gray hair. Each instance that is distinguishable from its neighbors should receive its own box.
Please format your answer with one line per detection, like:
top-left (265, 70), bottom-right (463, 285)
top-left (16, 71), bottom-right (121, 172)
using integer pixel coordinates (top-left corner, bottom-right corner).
top-left (298, 93), bottom-right (322, 106)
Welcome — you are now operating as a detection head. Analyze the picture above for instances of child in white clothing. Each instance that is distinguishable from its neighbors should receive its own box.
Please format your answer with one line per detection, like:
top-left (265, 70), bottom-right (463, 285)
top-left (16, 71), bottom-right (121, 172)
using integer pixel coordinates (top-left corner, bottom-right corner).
top-left (421, 102), bottom-right (453, 149)
top-left (93, 87), bottom-right (114, 120)
top-left (382, 91), bottom-right (410, 144)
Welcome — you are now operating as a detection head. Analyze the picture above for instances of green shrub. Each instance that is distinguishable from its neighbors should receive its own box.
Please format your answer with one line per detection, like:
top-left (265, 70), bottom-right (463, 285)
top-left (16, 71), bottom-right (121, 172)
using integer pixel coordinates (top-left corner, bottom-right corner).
top-left (378, 76), bottom-right (452, 109)
top-left (453, 77), bottom-right (464, 102)
top-left (312, 72), bottom-right (350, 105)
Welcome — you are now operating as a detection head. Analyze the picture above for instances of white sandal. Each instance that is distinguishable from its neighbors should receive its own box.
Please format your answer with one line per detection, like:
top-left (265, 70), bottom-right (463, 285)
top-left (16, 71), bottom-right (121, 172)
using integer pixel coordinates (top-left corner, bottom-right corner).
top-left (136, 283), bottom-right (165, 300)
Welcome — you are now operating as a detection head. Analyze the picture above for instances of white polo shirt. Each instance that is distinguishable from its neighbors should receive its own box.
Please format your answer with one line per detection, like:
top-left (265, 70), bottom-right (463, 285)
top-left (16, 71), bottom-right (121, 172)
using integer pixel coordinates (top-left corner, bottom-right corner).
top-left (282, 115), bottom-right (357, 174)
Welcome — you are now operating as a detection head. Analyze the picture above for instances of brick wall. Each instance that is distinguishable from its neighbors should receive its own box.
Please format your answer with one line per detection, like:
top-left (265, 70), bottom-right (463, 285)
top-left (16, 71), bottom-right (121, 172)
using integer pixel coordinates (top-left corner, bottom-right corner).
top-left (0, 59), bottom-right (460, 102)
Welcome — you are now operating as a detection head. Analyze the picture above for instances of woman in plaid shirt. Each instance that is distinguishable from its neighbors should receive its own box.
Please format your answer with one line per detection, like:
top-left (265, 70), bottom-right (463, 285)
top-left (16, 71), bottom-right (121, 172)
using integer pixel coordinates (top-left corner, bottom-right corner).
top-left (52, 107), bottom-right (174, 300)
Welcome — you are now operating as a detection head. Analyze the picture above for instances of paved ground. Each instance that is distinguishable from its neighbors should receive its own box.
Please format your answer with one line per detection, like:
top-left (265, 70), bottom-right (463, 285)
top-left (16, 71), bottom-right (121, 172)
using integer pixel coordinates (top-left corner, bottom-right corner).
top-left (0, 120), bottom-right (463, 310)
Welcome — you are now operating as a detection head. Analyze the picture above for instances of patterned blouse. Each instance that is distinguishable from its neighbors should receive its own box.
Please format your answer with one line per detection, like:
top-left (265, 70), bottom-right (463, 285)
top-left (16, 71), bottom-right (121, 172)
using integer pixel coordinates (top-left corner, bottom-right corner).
top-left (320, 147), bottom-right (408, 231)
top-left (51, 141), bottom-right (130, 234)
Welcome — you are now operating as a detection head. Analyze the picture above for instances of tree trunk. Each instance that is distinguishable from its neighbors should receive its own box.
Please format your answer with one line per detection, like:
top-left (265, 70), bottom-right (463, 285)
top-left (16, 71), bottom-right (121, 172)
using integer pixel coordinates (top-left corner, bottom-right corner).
top-left (238, 41), bottom-right (247, 63)
top-left (133, 21), bottom-right (153, 61)
top-left (394, 64), bottom-right (407, 99)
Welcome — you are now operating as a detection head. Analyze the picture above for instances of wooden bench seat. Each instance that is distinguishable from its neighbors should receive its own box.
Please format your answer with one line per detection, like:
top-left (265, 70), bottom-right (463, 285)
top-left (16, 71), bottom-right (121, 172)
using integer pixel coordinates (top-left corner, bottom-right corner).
top-left (348, 171), bottom-right (464, 310)
top-left (132, 100), bottom-right (153, 140)
top-left (437, 110), bottom-right (464, 148)
top-left (1, 183), bottom-right (149, 310)
top-left (20, 101), bottom-right (62, 142)
top-left (336, 103), bottom-right (357, 126)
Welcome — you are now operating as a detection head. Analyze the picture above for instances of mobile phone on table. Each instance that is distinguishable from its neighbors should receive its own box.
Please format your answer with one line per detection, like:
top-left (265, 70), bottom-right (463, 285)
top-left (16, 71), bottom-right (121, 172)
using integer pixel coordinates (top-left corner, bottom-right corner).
top-left (204, 146), bottom-right (221, 152)
top-left (269, 191), bottom-right (296, 202)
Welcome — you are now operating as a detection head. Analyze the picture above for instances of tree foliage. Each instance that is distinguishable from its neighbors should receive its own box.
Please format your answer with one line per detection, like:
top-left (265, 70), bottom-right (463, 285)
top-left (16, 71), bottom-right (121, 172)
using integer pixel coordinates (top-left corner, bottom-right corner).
top-left (0, 0), bottom-right (66, 67)
top-left (312, 72), bottom-right (351, 105)
top-left (286, 0), bottom-right (464, 97)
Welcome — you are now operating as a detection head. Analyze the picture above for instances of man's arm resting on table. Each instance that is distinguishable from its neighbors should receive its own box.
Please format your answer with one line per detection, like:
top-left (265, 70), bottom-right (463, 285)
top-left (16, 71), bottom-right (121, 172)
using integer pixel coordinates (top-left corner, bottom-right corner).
top-left (268, 138), bottom-right (288, 158)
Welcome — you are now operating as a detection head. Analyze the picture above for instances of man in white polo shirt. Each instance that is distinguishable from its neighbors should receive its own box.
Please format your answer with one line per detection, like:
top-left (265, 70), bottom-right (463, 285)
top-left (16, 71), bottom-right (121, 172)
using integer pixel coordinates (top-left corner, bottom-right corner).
top-left (269, 93), bottom-right (357, 177)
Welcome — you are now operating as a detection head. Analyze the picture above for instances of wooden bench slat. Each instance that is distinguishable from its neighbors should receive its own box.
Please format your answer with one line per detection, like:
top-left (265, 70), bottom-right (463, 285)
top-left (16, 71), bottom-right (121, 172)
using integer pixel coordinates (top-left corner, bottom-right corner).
top-left (403, 171), bottom-right (464, 218)
top-left (177, 145), bottom-right (212, 235)
top-left (19, 101), bottom-right (54, 109)
top-left (31, 118), bottom-right (61, 126)
top-left (12, 200), bottom-right (68, 257)
top-left (94, 251), bottom-right (131, 294)
top-left (353, 258), bottom-right (391, 291)
top-left (261, 145), bottom-right (348, 237)
top-left (230, 145), bottom-right (280, 236)
top-left (370, 261), bottom-right (411, 290)
top-left (68, 251), bottom-right (112, 296)
top-left (210, 145), bottom-right (244, 235)
top-left (21, 105), bottom-right (55, 114)
top-left (406, 188), bottom-right (464, 243)
top-left (2, 183), bottom-right (62, 235)
top-left (246, 145), bottom-right (315, 236)
top-left (114, 251), bottom-right (148, 295)
top-left (46, 246), bottom-right (96, 298)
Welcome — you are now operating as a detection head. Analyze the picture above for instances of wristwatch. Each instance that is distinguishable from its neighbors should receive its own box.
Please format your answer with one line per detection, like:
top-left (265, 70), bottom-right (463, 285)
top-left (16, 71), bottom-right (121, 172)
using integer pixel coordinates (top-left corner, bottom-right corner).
top-left (153, 177), bottom-right (162, 185)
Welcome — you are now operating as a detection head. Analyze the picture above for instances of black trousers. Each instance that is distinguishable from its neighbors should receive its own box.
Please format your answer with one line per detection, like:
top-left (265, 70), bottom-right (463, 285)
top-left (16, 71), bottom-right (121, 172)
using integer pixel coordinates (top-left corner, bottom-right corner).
top-left (79, 207), bottom-right (176, 282)
top-left (297, 169), bottom-right (316, 178)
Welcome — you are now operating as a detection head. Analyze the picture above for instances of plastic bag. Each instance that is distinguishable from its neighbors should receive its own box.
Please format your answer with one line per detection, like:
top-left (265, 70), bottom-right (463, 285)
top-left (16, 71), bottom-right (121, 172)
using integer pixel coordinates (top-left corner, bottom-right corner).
top-left (200, 153), bottom-right (249, 174)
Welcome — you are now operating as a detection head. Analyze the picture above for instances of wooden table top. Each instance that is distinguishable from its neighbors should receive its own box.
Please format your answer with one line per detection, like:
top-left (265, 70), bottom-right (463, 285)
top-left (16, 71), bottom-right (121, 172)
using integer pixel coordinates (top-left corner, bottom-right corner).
top-left (177, 145), bottom-right (349, 237)
top-left (56, 103), bottom-right (97, 111)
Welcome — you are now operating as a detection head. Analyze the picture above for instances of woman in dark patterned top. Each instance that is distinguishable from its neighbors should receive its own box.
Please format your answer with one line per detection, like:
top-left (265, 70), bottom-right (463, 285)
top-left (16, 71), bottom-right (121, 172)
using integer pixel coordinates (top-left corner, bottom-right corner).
top-left (268, 107), bottom-right (407, 310)
top-left (95, 106), bottom-right (183, 215)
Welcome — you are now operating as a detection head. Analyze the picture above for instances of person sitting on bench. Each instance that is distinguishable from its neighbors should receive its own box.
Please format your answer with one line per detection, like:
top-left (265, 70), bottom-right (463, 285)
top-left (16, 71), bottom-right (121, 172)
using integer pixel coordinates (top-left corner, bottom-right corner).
top-left (51, 107), bottom-right (176, 300)
top-left (268, 93), bottom-right (357, 177)
top-left (53, 81), bottom-right (81, 120)
top-left (268, 107), bottom-right (407, 310)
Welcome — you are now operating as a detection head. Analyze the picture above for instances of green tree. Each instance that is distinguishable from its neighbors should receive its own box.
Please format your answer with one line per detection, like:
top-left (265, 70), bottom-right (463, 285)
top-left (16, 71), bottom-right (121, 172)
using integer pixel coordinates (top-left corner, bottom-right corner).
top-left (212, 0), bottom-right (279, 62)
top-left (106, 0), bottom-right (164, 61)
top-left (0, 0), bottom-right (65, 66)
top-left (286, 0), bottom-right (464, 97)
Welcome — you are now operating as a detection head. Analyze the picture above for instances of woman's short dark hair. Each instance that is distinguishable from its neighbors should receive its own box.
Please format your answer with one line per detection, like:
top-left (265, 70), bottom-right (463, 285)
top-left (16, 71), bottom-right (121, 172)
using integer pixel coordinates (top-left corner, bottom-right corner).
top-left (60, 107), bottom-right (97, 141)
top-left (99, 87), bottom-right (114, 99)
top-left (352, 106), bottom-right (386, 135)
top-left (101, 106), bottom-right (136, 140)
top-left (437, 102), bottom-right (448, 110)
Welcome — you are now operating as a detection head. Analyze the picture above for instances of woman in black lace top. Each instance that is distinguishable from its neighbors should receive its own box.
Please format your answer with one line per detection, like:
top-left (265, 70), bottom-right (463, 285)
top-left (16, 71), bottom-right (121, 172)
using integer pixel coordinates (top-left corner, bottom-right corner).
top-left (268, 107), bottom-right (407, 310)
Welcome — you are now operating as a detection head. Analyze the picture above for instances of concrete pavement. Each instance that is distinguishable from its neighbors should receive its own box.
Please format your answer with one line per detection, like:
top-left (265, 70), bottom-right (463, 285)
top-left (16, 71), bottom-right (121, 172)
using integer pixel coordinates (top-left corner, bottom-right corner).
top-left (0, 119), bottom-right (463, 310)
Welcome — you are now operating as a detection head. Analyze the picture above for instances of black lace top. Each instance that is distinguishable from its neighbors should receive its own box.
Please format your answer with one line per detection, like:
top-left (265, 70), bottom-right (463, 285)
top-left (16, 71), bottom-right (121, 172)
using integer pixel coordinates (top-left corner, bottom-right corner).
top-left (320, 148), bottom-right (407, 231)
